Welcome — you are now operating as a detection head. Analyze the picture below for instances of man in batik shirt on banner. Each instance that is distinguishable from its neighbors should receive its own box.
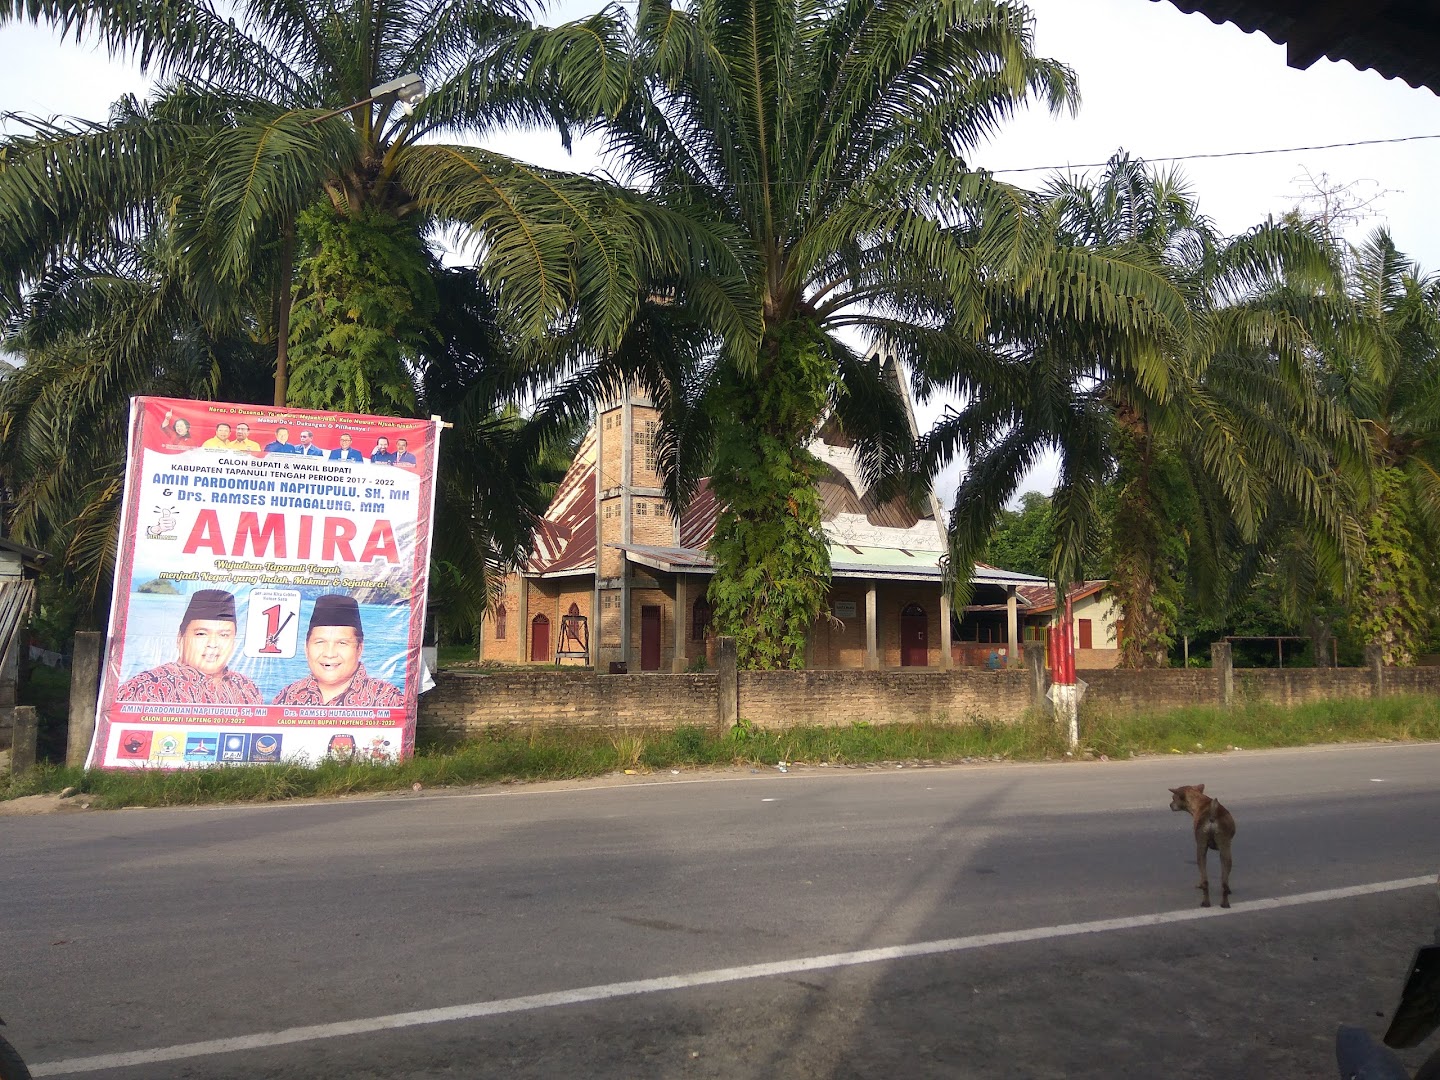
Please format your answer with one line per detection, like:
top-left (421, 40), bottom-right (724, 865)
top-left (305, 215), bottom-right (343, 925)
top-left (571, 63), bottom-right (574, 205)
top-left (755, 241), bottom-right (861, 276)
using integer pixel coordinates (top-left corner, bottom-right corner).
top-left (116, 589), bottom-right (263, 704)
top-left (272, 594), bottom-right (405, 707)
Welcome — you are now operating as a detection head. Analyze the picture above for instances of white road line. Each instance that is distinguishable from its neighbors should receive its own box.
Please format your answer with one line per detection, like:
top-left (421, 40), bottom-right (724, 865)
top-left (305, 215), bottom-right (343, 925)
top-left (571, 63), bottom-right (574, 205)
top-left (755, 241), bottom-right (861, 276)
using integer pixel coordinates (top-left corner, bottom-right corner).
top-left (29, 874), bottom-right (1436, 1077)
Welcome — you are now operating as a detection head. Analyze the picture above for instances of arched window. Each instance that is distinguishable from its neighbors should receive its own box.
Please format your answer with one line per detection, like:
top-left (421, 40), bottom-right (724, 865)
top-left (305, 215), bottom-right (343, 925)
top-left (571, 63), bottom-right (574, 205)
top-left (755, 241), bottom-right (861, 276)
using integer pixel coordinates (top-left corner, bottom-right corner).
top-left (692, 596), bottom-right (713, 641)
top-left (568, 602), bottom-right (581, 616)
top-left (495, 604), bottom-right (507, 640)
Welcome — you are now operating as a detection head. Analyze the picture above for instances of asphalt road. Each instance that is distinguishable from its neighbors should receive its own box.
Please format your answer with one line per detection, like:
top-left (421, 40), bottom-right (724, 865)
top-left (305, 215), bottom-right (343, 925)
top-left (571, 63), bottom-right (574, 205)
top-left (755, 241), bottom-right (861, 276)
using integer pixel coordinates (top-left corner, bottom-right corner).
top-left (3, 742), bottom-right (1439, 1079)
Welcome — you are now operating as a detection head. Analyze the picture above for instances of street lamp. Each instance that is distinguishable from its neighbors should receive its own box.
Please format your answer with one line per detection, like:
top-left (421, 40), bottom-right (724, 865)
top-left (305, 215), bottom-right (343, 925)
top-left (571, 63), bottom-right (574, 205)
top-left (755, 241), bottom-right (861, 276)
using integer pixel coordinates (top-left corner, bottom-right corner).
top-left (308, 73), bottom-right (428, 123)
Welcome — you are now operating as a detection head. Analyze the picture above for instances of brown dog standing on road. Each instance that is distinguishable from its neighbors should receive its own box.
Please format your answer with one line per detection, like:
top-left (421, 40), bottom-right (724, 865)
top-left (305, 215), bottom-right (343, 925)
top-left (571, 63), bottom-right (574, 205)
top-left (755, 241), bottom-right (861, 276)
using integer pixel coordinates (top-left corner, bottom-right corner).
top-left (1168, 784), bottom-right (1236, 908)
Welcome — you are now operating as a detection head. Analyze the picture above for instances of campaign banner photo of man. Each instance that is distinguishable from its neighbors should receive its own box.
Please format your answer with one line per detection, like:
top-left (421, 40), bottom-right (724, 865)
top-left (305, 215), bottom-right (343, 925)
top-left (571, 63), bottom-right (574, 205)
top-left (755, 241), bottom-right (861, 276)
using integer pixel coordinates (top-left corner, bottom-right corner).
top-left (89, 397), bottom-right (443, 769)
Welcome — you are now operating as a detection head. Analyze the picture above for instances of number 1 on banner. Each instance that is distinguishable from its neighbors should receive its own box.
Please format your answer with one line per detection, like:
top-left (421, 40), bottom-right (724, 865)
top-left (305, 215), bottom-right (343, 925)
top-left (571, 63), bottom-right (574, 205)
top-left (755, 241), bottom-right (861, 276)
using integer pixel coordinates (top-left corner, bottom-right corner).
top-left (245, 589), bottom-right (302, 658)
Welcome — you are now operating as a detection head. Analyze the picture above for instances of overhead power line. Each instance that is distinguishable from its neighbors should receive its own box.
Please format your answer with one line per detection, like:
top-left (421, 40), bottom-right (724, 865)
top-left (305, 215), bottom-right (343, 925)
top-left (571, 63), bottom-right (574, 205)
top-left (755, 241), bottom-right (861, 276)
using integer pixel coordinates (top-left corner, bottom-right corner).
top-left (988, 132), bottom-right (1440, 176)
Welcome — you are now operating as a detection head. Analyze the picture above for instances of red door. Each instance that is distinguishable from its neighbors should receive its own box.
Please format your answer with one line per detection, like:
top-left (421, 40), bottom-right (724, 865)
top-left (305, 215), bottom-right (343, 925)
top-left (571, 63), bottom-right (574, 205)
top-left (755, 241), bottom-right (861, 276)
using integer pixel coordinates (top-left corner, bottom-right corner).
top-left (641, 606), bottom-right (662, 670)
top-left (1078, 618), bottom-right (1093, 651)
top-left (900, 604), bottom-right (928, 667)
top-left (530, 614), bottom-right (550, 662)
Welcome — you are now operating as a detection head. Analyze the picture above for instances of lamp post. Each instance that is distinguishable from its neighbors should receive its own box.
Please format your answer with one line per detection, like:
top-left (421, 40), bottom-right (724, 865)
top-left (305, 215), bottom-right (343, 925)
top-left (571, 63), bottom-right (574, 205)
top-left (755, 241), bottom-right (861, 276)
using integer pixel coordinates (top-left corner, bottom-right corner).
top-left (308, 73), bottom-right (428, 123)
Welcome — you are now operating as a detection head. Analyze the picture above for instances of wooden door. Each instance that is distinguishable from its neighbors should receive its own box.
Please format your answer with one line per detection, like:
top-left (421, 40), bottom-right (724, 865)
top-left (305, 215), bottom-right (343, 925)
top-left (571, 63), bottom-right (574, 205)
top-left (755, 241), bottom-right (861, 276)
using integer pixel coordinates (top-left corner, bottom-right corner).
top-left (1078, 618), bottom-right (1093, 650)
top-left (530, 614), bottom-right (550, 662)
top-left (900, 603), bottom-right (928, 667)
top-left (641, 605), bottom-right (662, 670)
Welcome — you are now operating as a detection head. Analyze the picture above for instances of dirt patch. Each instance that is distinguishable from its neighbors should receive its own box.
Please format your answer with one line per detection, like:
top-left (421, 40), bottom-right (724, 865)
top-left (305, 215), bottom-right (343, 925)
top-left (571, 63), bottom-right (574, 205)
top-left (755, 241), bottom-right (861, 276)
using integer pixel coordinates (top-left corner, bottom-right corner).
top-left (0, 792), bottom-right (95, 816)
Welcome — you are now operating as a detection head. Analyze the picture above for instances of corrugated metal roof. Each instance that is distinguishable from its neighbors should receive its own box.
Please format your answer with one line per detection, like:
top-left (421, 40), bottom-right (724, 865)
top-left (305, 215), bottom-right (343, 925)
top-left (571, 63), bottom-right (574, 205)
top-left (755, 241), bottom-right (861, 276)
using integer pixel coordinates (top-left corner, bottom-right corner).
top-left (1012, 579), bottom-right (1111, 615)
top-left (678, 479), bottom-right (719, 550)
top-left (525, 429), bottom-right (597, 575)
top-left (1157, 0), bottom-right (1440, 94)
top-left (616, 541), bottom-right (957, 582)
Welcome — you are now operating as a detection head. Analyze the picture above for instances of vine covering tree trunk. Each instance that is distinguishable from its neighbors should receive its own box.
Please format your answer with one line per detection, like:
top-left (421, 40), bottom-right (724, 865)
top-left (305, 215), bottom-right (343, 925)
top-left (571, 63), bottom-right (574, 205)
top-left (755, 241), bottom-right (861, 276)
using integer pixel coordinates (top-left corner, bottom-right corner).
top-left (1348, 466), bottom-right (1432, 665)
top-left (287, 207), bottom-right (435, 415)
top-left (706, 324), bottom-right (831, 670)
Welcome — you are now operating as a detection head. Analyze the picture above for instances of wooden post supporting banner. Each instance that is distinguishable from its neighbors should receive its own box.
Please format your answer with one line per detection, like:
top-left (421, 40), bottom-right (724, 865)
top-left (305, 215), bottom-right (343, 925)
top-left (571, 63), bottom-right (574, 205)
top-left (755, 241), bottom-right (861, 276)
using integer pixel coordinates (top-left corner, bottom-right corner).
top-left (67, 631), bottom-right (103, 768)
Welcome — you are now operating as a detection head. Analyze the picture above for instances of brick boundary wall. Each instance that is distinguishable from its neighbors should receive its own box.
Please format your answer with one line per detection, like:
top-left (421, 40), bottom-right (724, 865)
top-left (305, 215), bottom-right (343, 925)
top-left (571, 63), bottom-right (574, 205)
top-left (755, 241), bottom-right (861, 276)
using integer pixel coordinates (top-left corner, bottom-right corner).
top-left (736, 669), bottom-right (1033, 727)
top-left (421, 671), bottom-right (720, 741)
top-left (418, 654), bottom-right (1440, 740)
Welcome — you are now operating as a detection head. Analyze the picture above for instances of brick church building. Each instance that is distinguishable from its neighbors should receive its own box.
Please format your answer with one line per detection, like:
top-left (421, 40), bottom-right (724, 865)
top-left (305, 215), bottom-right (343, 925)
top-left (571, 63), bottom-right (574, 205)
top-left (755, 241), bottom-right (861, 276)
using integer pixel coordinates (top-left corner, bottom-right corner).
top-left (480, 376), bottom-right (1043, 673)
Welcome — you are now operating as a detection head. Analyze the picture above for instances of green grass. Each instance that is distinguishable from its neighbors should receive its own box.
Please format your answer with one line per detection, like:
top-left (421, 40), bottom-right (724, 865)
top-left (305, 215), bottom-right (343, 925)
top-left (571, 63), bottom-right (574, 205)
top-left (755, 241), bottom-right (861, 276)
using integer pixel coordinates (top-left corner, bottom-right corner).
top-left (1077, 695), bottom-right (1440, 758)
top-left (5, 695), bottom-right (1439, 809)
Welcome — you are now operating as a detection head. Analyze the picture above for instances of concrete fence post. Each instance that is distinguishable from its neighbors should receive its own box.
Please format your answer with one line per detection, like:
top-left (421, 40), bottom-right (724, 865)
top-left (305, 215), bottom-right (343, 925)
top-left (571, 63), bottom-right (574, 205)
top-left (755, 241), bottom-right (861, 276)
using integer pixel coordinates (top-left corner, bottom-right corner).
top-left (1023, 642), bottom-right (1048, 713)
top-left (716, 635), bottom-right (738, 728)
top-left (67, 631), bottom-right (103, 769)
top-left (1211, 642), bottom-right (1233, 707)
top-left (1365, 643), bottom-right (1385, 698)
top-left (10, 705), bottom-right (38, 777)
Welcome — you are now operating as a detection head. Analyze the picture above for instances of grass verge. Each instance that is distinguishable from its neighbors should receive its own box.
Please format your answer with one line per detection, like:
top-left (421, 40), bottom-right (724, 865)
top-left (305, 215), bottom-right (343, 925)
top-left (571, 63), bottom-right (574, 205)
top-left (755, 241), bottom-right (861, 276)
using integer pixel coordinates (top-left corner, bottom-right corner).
top-left (4, 695), bottom-right (1438, 810)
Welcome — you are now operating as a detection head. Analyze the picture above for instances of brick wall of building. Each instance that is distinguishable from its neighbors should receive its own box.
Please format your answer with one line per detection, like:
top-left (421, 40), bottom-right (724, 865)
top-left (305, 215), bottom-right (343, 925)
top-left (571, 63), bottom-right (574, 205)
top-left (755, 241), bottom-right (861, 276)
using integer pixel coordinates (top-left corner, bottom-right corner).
top-left (631, 405), bottom-right (664, 489)
top-left (631, 496), bottom-right (676, 546)
top-left (809, 589), bottom-right (868, 668)
top-left (599, 497), bottom-right (624, 579)
top-left (599, 406), bottom-right (623, 490)
top-left (479, 574), bottom-right (523, 664)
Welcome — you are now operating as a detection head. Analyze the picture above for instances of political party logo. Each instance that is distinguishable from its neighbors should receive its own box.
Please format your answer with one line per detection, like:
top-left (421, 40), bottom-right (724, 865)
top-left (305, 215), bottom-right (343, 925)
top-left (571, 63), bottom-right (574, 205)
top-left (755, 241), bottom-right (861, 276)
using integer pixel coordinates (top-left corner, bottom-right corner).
top-left (184, 734), bottom-right (219, 762)
top-left (248, 733), bottom-right (282, 763)
top-left (219, 732), bottom-right (249, 762)
top-left (145, 503), bottom-right (179, 540)
top-left (116, 729), bottom-right (153, 760)
top-left (326, 733), bottom-right (357, 761)
top-left (151, 730), bottom-right (184, 761)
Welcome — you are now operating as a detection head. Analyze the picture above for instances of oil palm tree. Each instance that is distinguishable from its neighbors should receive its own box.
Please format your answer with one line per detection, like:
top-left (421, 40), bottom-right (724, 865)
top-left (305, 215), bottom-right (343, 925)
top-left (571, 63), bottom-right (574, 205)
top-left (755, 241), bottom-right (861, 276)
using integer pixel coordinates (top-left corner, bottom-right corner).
top-left (925, 155), bottom-right (1366, 667)
top-left (578, 0), bottom-right (1193, 668)
top-left (0, 226), bottom-right (274, 622)
top-left (1325, 230), bottom-right (1440, 663)
top-left (0, 0), bottom-right (750, 408)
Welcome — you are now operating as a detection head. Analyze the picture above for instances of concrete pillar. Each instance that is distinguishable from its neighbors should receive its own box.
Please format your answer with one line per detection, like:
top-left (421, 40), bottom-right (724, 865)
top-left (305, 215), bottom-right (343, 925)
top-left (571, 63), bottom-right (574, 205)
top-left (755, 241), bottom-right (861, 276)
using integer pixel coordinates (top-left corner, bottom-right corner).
top-left (865, 582), bottom-right (879, 670)
top-left (67, 631), bottom-right (103, 768)
top-left (939, 589), bottom-right (953, 671)
top-left (1365, 643), bottom-right (1385, 698)
top-left (1211, 641), bottom-right (1233, 706)
top-left (716, 635), bottom-right (738, 728)
top-left (672, 574), bottom-right (688, 672)
top-left (517, 579), bottom-right (529, 663)
top-left (1023, 642), bottom-right (1048, 712)
top-left (10, 705), bottom-right (37, 777)
top-left (1006, 585), bottom-right (1019, 668)
top-left (620, 396), bottom-right (633, 668)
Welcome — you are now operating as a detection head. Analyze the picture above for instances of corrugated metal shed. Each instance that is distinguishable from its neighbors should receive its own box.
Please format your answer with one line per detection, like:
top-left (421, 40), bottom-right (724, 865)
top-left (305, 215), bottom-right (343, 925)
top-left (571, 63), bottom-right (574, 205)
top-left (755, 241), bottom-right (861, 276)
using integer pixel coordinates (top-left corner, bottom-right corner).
top-left (1157, 0), bottom-right (1440, 94)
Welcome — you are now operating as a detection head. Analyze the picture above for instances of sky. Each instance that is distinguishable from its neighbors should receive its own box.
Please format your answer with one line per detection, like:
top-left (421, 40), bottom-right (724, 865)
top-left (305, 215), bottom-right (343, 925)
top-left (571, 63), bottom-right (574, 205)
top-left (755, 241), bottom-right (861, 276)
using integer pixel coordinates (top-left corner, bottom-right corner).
top-left (5, 0), bottom-right (1440, 503)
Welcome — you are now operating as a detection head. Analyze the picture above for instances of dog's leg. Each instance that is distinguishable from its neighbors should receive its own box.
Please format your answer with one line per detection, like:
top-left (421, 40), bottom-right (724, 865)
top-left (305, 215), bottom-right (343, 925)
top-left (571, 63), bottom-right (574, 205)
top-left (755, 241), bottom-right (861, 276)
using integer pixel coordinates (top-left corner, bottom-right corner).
top-left (1195, 833), bottom-right (1212, 908)
top-left (1217, 833), bottom-right (1232, 909)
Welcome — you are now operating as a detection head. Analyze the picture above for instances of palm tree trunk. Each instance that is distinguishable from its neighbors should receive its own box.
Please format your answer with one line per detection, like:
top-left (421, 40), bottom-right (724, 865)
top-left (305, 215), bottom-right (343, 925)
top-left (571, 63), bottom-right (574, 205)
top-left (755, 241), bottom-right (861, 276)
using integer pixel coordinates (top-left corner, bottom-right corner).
top-left (1110, 404), bottom-right (1175, 669)
top-left (273, 218), bottom-right (295, 407)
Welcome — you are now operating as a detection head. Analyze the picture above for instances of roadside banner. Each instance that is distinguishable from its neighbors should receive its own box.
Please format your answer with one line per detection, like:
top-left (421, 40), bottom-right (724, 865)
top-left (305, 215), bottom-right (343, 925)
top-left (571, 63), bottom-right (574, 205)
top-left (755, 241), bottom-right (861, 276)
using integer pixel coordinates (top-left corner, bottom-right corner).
top-left (87, 398), bottom-right (442, 768)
